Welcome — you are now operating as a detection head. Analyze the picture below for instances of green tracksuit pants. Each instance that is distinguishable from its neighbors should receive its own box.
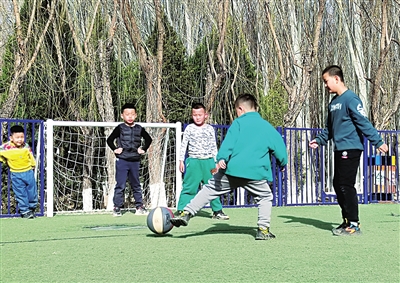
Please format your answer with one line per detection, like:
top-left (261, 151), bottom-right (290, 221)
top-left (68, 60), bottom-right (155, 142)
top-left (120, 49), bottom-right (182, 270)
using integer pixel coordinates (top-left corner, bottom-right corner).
top-left (177, 157), bottom-right (223, 212)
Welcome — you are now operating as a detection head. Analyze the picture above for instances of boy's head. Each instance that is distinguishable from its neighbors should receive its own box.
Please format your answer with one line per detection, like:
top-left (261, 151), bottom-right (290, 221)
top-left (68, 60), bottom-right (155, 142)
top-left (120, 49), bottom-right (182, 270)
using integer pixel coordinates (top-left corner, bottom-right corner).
top-left (322, 65), bottom-right (346, 95)
top-left (234, 94), bottom-right (257, 117)
top-left (191, 102), bottom-right (208, 126)
top-left (9, 125), bottom-right (25, 147)
top-left (120, 103), bottom-right (137, 126)
top-left (322, 65), bottom-right (344, 82)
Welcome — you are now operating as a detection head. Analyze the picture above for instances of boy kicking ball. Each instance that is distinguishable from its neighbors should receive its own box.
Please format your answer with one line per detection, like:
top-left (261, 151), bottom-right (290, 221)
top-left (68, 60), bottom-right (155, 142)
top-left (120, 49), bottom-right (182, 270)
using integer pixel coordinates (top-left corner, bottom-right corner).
top-left (171, 94), bottom-right (288, 240)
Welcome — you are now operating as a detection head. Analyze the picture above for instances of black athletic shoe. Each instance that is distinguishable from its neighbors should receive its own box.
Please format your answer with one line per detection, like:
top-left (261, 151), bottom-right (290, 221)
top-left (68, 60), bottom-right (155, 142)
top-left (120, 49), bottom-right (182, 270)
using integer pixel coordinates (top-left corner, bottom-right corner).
top-left (30, 208), bottom-right (36, 218)
top-left (113, 207), bottom-right (122, 217)
top-left (170, 211), bottom-right (191, 227)
top-left (21, 211), bottom-right (34, 219)
top-left (255, 227), bottom-right (276, 240)
top-left (331, 220), bottom-right (348, 234)
top-left (333, 223), bottom-right (361, 236)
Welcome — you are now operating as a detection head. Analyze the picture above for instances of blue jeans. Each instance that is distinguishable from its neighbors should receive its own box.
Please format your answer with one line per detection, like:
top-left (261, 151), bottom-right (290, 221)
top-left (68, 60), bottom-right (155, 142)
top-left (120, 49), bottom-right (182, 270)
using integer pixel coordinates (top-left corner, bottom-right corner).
top-left (11, 170), bottom-right (38, 214)
top-left (113, 158), bottom-right (143, 208)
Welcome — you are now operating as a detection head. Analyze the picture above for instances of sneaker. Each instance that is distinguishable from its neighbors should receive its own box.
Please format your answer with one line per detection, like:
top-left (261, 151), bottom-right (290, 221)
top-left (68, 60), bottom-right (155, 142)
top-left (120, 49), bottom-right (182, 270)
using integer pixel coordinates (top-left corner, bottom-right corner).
top-left (21, 211), bottom-right (34, 219)
top-left (135, 206), bottom-right (149, 215)
top-left (332, 223), bottom-right (361, 236)
top-left (331, 220), bottom-right (348, 234)
top-left (113, 207), bottom-right (122, 217)
top-left (174, 210), bottom-right (183, 216)
top-left (212, 211), bottom-right (230, 220)
top-left (170, 211), bottom-right (191, 227)
top-left (30, 208), bottom-right (36, 218)
top-left (255, 227), bottom-right (276, 240)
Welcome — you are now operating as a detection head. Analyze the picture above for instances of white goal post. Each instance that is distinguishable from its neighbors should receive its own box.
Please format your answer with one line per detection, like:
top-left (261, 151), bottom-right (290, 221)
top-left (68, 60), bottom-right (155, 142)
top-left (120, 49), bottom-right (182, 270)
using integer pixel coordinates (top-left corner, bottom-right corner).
top-left (45, 120), bottom-right (182, 217)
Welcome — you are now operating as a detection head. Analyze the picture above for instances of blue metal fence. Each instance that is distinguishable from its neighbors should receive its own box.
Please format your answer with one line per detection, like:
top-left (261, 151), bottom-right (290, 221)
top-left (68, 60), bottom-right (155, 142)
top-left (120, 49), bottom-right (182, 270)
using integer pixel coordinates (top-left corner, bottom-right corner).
top-left (0, 119), bottom-right (45, 218)
top-left (1, 121), bottom-right (397, 218)
top-left (212, 125), bottom-right (399, 207)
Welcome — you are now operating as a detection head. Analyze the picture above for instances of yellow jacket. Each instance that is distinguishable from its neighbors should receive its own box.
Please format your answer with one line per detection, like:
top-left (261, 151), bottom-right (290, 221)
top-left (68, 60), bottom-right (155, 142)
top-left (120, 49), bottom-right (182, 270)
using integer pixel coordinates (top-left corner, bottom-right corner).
top-left (0, 141), bottom-right (36, 172)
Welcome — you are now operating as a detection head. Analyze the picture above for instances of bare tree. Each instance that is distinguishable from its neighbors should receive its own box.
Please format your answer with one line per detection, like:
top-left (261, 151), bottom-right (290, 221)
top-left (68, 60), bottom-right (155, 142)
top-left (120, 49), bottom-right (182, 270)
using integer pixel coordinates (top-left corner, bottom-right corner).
top-left (204, 0), bottom-right (229, 116)
top-left (63, 0), bottom-right (118, 210)
top-left (368, 0), bottom-right (400, 129)
top-left (0, 0), bottom-right (58, 118)
top-left (120, 0), bottom-right (169, 207)
top-left (263, 0), bottom-right (326, 127)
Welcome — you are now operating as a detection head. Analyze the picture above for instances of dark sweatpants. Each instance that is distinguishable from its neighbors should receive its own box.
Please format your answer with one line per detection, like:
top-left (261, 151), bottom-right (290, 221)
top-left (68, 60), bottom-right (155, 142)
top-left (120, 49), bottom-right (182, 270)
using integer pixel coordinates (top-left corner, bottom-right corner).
top-left (333, 149), bottom-right (362, 223)
top-left (113, 158), bottom-right (143, 208)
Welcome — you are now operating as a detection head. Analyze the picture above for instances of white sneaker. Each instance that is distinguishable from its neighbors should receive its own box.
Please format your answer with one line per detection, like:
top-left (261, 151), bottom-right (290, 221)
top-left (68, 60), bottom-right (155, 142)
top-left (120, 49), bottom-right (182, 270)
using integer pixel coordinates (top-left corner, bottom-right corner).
top-left (135, 206), bottom-right (148, 215)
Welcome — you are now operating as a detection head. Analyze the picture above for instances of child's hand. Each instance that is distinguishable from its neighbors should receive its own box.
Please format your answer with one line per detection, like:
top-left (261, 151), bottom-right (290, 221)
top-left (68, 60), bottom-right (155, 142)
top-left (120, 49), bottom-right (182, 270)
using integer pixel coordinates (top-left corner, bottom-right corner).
top-left (138, 148), bottom-right (145, 154)
top-left (210, 163), bottom-right (220, 175)
top-left (309, 140), bottom-right (319, 149)
top-left (378, 143), bottom-right (388, 153)
top-left (218, 159), bottom-right (226, 169)
top-left (179, 161), bottom-right (185, 173)
top-left (114, 148), bottom-right (123, 154)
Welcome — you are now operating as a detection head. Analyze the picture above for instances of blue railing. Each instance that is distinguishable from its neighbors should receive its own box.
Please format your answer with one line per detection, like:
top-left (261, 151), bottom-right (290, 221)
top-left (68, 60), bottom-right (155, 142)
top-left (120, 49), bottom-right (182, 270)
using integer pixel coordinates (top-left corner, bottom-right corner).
top-left (209, 125), bottom-right (399, 207)
top-left (1, 121), bottom-right (397, 218)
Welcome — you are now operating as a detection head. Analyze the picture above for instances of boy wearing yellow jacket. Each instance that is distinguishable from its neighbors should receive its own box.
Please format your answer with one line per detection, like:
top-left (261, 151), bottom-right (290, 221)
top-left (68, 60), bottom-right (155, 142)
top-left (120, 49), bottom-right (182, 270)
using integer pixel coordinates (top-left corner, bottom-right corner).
top-left (0, 125), bottom-right (37, 219)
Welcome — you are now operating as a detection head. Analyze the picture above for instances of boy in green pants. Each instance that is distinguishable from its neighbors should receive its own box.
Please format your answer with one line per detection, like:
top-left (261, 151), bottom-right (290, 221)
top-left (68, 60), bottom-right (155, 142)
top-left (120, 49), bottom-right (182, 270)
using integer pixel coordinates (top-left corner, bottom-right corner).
top-left (177, 102), bottom-right (229, 220)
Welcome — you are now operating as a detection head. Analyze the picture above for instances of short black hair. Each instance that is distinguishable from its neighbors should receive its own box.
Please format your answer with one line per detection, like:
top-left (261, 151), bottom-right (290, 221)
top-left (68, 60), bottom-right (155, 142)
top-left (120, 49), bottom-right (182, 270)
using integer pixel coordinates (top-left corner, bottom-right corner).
top-left (10, 125), bottom-right (24, 134)
top-left (322, 65), bottom-right (344, 82)
top-left (191, 102), bottom-right (206, 110)
top-left (235, 93), bottom-right (258, 109)
top-left (121, 103), bottom-right (136, 113)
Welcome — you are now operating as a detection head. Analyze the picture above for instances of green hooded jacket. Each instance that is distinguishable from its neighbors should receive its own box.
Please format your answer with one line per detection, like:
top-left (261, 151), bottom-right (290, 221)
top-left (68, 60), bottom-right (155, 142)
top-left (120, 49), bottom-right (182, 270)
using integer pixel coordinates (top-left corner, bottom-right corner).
top-left (216, 112), bottom-right (288, 181)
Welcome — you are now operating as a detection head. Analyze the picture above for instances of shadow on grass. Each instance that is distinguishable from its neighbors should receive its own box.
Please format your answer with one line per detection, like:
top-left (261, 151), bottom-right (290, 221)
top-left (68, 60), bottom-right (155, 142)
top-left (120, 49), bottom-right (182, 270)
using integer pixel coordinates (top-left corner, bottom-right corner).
top-left (1, 233), bottom-right (135, 245)
top-left (278, 215), bottom-right (335, 231)
top-left (194, 210), bottom-right (213, 219)
top-left (172, 222), bottom-right (256, 238)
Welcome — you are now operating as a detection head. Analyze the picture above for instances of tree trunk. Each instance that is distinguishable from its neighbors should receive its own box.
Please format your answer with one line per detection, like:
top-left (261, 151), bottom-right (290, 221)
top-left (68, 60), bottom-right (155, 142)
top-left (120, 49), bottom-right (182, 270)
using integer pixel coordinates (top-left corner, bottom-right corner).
top-left (369, 0), bottom-right (398, 129)
top-left (0, 0), bottom-right (57, 118)
top-left (121, 0), bottom-right (168, 207)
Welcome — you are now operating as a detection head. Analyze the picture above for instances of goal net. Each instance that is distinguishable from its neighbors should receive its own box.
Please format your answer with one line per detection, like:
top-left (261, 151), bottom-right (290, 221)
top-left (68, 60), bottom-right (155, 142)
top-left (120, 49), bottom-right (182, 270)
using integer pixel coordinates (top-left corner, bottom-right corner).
top-left (45, 120), bottom-right (182, 217)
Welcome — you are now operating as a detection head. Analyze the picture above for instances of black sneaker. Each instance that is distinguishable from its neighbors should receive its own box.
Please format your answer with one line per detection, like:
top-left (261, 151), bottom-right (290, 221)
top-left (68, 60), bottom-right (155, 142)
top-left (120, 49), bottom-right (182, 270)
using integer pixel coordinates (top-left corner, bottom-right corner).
top-left (30, 208), bottom-right (36, 218)
top-left (255, 227), bottom-right (276, 240)
top-left (333, 223), bottom-right (361, 236)
top-left (21, 211), bottom-right (34, 219)
top-left (113, 207), bottom-right (122, 217)
top-left (212, 211), bottom-right (230, 220)
top-left (331, 220), bottom-right (348, 234)
top-left (170, 211), bottom-right (191, 227)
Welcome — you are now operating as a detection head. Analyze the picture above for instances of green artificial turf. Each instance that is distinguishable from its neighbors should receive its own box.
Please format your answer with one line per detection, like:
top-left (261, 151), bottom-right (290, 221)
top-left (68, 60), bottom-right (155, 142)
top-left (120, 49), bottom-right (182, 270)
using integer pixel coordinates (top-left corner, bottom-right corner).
top-left (1, 204), bottom-right (399, 283)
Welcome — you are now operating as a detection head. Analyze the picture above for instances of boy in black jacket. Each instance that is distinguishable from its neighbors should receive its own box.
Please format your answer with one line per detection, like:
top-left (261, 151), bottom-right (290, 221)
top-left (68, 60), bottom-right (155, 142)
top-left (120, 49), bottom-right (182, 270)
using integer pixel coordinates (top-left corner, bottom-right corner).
top-left (107, 103), bottom-right (152, 216)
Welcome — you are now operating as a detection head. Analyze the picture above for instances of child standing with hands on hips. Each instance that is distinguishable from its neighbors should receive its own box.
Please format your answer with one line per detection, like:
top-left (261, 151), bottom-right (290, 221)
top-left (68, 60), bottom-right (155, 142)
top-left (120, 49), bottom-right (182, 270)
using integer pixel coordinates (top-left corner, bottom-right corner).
top-left (107, 103), bottom-right (152, 216)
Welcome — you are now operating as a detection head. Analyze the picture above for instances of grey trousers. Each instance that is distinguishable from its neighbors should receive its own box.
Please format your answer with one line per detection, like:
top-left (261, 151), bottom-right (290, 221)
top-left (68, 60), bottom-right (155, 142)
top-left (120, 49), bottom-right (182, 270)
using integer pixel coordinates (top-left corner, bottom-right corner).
top-left (185, 170), bottom-right (273, 228)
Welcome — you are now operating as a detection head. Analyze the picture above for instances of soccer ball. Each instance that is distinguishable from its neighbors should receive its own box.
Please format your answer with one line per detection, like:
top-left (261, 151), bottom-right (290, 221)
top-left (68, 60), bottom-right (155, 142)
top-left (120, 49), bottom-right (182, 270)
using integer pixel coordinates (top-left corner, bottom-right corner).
top-left (146, 206), bottom-right (174, 235)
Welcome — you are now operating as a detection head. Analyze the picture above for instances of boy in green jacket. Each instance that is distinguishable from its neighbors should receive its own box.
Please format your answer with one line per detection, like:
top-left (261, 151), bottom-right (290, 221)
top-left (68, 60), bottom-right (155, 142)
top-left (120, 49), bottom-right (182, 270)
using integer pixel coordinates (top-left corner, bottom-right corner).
top-left (171, 94), bottom-right (288, 240)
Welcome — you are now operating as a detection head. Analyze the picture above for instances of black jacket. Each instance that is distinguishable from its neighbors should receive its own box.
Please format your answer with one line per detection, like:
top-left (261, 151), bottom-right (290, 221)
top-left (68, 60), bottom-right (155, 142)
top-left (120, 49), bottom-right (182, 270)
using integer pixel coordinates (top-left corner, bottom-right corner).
top-left (107, 123), bottom-right (152, 161)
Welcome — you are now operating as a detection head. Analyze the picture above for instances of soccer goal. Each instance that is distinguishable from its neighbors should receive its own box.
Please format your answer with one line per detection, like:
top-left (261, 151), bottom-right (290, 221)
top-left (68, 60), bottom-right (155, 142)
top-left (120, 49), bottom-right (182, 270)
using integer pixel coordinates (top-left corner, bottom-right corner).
top-left (45, 120), bottom-right (182, 217)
